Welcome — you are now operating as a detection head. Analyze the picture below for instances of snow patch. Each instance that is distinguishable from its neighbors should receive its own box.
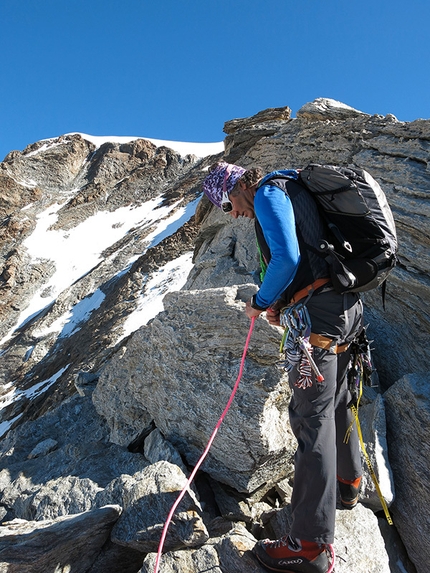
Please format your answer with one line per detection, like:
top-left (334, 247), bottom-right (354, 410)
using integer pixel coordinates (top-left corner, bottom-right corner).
top-left (59, 288), bottom-right (106, 338)
top-left (70, 133), bottom-right (224, 158)
top-left (0, 364), bottom-right (70, 430)
top-left (119, 252), bottom-right (194, 341)
top-left (33, 289), bottom-right (106, 340)
top-left (25, 140), bottom-right (69, 157)
top-left (1, 197), bottom-right (177, 341)
top-left (1, 189), bottom-right (201, 348)
top-left (0, 413), bottom-right (23, 438)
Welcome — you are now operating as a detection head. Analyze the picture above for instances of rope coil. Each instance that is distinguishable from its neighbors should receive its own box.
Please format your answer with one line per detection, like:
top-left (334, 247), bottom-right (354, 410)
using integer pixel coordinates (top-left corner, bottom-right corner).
top-left (280, 303), bottom-right (324, 386)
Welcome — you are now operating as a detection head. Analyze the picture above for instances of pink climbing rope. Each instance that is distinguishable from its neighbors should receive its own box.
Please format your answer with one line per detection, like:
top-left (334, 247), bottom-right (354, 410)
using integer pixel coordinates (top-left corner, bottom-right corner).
top-left (153, 317), bottom-right (255, 573)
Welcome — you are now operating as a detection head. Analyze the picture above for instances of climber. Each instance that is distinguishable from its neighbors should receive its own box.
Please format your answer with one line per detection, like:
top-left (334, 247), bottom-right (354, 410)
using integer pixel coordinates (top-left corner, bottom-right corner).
top-left (202, 162), bottom-right (364, 573)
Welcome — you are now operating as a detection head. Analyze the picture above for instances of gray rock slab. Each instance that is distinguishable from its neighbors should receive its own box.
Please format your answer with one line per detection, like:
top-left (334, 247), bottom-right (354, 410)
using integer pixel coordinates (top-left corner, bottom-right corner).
top-left (384, 373), bottom-right (430, 573)
top-left (333, 505), bottom-right (391, 573)
top-left (29, 476), bottom-right (103, 521)
top-left (99, 461), bottom-right (208, 553)
top-left (94, 285), bottom-right (296, 493)
top-left (27, 438), bottom-right (58, 459)
top-left (140, 523), bottom-right (265, 573)
top-left (184, 205), bottom-right (258, 293)
top-left (0, 394), bottom-right (149, 521)
top-left (224, 106), bottom-right (292, 134)
top-left (143, 428), bottom-right (186, 471)
top-left (0, 505), bottom-right (122, 573)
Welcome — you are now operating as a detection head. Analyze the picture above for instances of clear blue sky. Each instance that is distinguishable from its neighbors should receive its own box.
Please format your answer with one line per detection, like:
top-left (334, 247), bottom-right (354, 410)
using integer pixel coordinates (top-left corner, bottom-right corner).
top-left (1, 0), bottom-right (429, 161)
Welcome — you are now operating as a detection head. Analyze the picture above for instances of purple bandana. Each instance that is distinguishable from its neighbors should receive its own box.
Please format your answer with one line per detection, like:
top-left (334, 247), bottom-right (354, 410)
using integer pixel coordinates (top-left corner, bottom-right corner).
top-left (202, 162), bottom-right (246, 209)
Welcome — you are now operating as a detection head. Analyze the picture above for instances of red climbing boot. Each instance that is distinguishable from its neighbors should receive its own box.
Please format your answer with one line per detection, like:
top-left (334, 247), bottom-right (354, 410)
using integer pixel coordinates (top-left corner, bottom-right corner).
top-left (253, 534), bottom-right (334, 572)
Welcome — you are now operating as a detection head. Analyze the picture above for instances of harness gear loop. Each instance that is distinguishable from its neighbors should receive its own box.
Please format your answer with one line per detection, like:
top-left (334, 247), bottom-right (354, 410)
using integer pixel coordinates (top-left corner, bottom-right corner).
top-left (309, 333), bottom-right (350, 354)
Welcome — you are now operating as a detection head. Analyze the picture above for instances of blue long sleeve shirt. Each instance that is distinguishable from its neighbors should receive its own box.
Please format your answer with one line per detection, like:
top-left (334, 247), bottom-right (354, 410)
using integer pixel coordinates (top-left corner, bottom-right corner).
top-left (254, 172), bottom-right (300, 308)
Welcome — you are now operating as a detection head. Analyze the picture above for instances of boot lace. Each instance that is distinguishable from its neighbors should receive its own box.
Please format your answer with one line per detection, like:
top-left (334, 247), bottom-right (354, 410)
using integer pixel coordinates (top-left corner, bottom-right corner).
top-left (263, 535), bottom-right (290, 549)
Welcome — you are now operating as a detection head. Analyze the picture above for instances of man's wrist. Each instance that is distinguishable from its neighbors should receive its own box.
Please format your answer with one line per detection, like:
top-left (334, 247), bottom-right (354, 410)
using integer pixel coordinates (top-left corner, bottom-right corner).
top-left (250, 294), bottom-right (267, 311)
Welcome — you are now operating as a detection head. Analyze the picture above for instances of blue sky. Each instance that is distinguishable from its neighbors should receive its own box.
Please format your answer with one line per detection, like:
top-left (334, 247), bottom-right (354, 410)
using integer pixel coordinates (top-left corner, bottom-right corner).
top-left (1, 0), bottom-right (429, 161)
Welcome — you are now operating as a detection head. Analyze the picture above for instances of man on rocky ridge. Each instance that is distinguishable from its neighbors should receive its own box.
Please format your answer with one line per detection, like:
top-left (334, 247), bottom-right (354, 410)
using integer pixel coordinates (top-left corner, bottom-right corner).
top-left (202, 162), bottom-right (363, 573)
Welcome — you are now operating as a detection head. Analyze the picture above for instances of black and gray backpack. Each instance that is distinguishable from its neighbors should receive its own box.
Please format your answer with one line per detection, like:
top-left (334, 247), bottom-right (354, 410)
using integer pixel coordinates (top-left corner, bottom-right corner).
top-left (297, 164), bottom-right (398, 296)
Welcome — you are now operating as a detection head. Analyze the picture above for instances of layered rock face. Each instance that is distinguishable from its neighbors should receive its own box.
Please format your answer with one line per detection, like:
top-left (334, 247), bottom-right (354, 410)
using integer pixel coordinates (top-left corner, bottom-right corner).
top-left (0, 99), bottom-right (429, 573)
top-left (223, 98), bottom-right (430, 386)
top-left (93, 286), bottom-right (295, 493)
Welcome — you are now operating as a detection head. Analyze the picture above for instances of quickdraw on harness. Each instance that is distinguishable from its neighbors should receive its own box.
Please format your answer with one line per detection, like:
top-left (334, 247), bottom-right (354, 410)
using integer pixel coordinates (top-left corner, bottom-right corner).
top-left (279, 302), bottom-right (324, 388)
top-left (344, 327), bottom-right (393, 525)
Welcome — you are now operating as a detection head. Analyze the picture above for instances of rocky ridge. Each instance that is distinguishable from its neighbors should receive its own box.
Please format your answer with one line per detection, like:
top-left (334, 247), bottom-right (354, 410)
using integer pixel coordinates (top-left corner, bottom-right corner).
top-left (0, 98), bottom-right (429, 573)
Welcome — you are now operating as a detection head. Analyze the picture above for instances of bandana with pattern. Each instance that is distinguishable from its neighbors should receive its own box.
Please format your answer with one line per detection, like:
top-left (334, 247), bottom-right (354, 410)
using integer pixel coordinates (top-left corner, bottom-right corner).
top-left (202, 162), bottom-right (246, 209)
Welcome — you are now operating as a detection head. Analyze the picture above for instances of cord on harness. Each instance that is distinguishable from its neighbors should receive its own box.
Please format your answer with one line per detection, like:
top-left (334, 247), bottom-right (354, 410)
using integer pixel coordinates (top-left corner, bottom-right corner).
top-left (280, 303), bottom-right (324, 387)
top-left (344, 327), bottom-right (393, 525)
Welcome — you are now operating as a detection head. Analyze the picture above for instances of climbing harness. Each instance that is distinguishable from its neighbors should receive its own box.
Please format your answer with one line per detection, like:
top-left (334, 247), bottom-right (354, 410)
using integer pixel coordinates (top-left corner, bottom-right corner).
top-left (153, 317), bottom-right (255, 573)
top-left (279, 301), bottom-right (393, 524)
top-left (344, 328), bottom-right (393, 525)
top-left (280, 302), bottom-right (324, 387)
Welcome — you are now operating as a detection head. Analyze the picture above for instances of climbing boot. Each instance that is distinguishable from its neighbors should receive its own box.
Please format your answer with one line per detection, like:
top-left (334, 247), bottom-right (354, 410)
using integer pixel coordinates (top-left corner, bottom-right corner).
top-left (338, 476), bottom-right (362, 509)
top-left (253, 534), bottom-right (334, 572)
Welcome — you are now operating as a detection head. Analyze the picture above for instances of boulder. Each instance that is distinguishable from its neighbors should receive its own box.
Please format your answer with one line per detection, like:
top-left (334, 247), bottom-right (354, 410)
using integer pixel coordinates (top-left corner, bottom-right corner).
top-left (296, 97), bottom-right (368, 120)
top-left (0, 505), bottom-right (122, 573)
top-left (140, 506), bottom-right (393, 573)
top-left (0, 394), bottom-right (149, 522)
top-left (141, 523), bottom-right (264, 573)
top-left (93, 285), bottom-right (296, 493)
top-left (223, 106), bottom-right (292, 163)
top-left (96, 461), bottom-right (208, 553)
top-left (384, 373), bottom-right (430, 573)
top-left (28, 476), bottom-right (102, 521)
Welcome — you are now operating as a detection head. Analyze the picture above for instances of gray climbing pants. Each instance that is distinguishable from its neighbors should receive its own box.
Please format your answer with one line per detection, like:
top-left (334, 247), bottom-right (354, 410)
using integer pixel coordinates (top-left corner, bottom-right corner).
top-left (288, 289), bottom-right (363, 545)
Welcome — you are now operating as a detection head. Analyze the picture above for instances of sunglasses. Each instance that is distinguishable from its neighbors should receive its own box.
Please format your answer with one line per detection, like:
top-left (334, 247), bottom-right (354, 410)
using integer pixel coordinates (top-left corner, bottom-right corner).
top-left (221, 165), bottom-right (233, 213)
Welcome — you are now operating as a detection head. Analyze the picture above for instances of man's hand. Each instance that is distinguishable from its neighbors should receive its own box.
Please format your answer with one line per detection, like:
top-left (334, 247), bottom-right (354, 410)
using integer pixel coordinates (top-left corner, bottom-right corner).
top-left (266, 307), bottom-right (281, 326)
top-left (245, 300), bottom-right (263, 319)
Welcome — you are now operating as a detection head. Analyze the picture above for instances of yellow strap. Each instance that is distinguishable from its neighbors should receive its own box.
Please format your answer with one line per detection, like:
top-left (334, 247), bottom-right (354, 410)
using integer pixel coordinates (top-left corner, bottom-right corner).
top-left (344, 359), bottom-right (393, 525)
top-left (348, 404), bottom-right (393, 525)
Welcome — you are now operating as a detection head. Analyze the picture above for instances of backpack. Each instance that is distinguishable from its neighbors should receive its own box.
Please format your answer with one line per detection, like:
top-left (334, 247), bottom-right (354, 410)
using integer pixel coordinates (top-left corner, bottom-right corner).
top-left (295, 164), bottom-right (398, 296)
